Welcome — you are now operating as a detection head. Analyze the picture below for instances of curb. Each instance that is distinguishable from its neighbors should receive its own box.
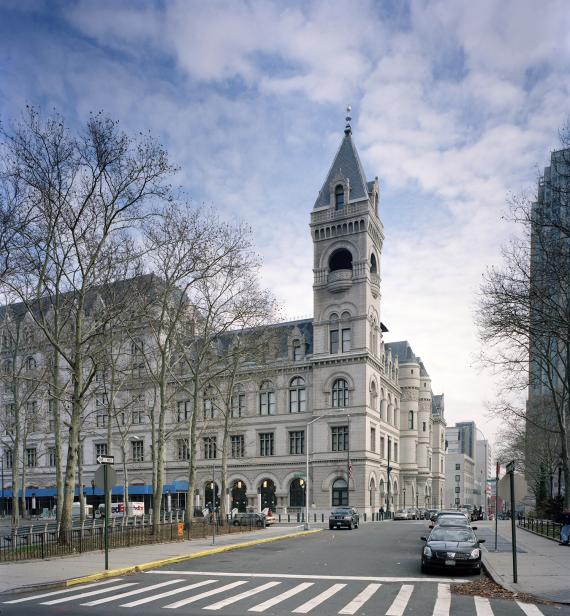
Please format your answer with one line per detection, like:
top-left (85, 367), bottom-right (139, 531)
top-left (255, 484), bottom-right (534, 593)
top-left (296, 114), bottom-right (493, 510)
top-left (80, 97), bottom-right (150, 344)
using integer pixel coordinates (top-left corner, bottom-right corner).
top-left (4, 529), bottom-right (322, 595)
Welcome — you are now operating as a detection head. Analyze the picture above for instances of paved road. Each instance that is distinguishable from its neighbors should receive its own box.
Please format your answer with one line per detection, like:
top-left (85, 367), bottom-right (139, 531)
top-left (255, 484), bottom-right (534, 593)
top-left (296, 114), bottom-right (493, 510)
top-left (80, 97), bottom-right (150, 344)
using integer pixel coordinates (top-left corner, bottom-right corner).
top-left (0, 521), bottom-right (565, 615)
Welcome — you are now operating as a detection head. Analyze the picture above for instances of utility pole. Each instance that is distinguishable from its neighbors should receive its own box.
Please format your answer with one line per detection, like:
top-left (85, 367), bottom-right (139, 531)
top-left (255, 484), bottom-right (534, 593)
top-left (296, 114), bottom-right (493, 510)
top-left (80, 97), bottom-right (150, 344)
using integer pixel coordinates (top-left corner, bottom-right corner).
top-left (346, 415), bottom-right (351, 506)
top-left (387, 439), bottom-right (392, 518)
top-left (507, 460), bottom-right (518, 583)
top-left (495, 462), bottom-right (499, 552)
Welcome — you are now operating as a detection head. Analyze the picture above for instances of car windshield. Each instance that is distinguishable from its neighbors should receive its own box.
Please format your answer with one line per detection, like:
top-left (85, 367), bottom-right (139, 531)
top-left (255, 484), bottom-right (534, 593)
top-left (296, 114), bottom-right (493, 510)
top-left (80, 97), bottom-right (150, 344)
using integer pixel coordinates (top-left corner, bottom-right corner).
top-left (333, 508), bottom-right (352, 513)
top-left (396, 508), bottom-right (406, 513)
top-left (430, 528), bottom-right (476, 542)
top-left (437, 518), bottom-right (470, 526)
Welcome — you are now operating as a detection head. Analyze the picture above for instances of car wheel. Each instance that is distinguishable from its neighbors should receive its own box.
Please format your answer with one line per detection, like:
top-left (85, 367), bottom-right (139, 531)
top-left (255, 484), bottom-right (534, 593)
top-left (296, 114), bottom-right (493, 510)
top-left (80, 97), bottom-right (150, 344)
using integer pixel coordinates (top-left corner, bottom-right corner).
top-left (256, 520), bottom-right (264, 528)
top-left (348, 521), bottom-right (353, 530)
top-left (329, 524), bottom-right (334, 530)
top-left (421, 561), bottom-right (428, 574)
top-left (232, 520), bottom-right (240, 526)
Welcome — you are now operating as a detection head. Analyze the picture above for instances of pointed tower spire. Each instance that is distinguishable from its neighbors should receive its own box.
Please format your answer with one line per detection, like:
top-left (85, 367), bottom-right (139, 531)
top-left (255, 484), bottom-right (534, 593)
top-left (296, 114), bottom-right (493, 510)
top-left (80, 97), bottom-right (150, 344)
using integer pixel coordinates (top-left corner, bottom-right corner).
top-left (344, 105), bottom-right (352, 135)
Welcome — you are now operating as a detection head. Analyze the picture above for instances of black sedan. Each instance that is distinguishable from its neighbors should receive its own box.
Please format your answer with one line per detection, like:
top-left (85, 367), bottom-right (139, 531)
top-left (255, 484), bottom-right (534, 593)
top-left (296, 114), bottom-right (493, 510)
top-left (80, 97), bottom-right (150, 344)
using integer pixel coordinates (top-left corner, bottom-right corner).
top-left (420, 526), bottom-right (485, 573)
top-left (328, 506), bottom-right (360, 530)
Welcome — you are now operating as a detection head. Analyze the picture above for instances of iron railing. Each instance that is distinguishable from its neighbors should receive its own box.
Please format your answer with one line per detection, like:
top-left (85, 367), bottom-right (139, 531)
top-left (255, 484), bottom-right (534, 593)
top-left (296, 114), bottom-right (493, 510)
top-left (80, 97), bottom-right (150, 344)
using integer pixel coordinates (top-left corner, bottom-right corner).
top-left (518, 516), bottom-right (562, 542)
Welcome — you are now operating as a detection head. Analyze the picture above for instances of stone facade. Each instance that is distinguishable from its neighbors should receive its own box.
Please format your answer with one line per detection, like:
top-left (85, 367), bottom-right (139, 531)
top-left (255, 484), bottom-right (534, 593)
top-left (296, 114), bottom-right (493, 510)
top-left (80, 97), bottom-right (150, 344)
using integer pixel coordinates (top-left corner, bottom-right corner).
top-left (0, 121), bottom-right (446, 517)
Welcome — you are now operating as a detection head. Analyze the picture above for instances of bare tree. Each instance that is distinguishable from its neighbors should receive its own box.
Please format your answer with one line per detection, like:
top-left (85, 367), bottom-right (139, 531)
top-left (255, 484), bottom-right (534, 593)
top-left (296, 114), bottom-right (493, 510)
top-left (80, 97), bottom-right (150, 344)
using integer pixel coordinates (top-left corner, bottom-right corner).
top-left (0, 108), bottom-right (173, 533)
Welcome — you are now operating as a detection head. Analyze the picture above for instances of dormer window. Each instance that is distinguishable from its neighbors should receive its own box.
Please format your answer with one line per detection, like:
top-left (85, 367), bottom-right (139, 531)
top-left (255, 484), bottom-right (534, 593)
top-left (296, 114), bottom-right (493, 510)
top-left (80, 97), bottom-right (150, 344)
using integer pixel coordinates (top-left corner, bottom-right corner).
top-left (335, 184), bottom-right (344, 210)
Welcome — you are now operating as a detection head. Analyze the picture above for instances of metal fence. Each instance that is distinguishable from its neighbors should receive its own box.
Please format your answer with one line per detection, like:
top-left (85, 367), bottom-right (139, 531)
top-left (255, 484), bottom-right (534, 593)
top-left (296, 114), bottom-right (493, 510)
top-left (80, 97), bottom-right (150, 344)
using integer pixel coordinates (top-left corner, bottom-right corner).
top-left (518, 516), bottom-right (562, 541)
top-left (0, 517), bottom-right (258, 562)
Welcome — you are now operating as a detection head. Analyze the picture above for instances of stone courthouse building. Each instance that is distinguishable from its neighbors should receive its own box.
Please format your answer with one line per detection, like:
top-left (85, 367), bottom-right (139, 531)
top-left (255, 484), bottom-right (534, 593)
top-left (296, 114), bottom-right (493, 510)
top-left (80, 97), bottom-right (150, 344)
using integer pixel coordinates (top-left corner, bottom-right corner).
top-left (1, 117), bottom-right (446, 518)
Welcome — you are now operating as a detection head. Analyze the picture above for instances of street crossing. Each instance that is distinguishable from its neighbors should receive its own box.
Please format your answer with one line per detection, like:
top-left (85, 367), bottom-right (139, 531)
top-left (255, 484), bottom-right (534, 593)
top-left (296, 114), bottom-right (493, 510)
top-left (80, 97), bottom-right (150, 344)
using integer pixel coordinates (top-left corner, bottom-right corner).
top-left (1, 573), bottom-right (556, 615)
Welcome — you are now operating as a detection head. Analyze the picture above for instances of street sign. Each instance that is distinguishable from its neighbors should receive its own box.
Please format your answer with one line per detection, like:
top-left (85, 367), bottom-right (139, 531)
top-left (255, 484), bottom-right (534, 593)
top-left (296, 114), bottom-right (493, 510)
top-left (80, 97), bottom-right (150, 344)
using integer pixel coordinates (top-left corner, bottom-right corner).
top-left (94, 465), bottom-right (117, 490)
top-left (506, 460), bottom-right (515, 474)
top-left (97, 455), bottom-right (115, 464)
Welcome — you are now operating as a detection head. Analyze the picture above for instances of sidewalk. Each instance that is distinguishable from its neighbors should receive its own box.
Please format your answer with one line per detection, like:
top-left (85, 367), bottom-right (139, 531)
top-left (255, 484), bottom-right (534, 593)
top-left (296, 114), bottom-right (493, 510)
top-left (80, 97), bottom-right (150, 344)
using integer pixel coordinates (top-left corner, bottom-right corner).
top-left (0, 524), bottom-right (317, 595)
top-left (479, 520), bottom-right (570, 603)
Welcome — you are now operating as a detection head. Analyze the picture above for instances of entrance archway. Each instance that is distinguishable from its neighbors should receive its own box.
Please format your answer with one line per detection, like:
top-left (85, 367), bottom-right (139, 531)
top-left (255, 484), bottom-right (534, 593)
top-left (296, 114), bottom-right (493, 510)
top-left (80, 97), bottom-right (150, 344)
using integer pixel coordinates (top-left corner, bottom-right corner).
top-left (332, 478), bottom-right (348, 506)
top-left (289, 479), bottom-right (306, 508)
top-left (204, 481), bottom-right (219, 509)
top-left (369, 478), bottom-right (376, 508)
top-left (259, 479), bottom-right (276, 511)
top-left (231, 480), bottom-right (247, 512)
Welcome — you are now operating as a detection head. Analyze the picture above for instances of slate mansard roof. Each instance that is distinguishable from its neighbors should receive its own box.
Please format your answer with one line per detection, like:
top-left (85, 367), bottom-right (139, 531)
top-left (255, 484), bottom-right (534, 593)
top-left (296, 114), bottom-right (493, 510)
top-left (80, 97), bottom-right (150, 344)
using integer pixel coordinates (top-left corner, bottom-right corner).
top-left (313, 131), bottom-right (371, 209)
top-left (386, 340), bottom-right (430, 377)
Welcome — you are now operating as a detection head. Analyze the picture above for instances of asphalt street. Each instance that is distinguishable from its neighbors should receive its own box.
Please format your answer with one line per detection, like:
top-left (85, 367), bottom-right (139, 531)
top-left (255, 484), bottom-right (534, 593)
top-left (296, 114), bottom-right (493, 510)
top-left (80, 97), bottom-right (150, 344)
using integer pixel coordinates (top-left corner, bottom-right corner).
top-left (0, 521), bottom-right (567, 616)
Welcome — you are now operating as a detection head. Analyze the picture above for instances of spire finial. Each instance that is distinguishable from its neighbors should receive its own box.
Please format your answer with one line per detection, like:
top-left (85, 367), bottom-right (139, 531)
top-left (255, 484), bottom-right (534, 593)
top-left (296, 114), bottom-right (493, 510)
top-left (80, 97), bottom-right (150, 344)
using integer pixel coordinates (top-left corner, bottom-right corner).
top-left (344, 105), bottom-right (352, 135)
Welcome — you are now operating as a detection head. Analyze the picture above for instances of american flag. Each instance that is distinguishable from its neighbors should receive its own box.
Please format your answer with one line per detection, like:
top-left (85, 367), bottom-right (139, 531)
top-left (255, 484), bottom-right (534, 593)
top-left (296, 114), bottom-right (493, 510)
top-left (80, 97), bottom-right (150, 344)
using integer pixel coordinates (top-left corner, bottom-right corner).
top-left (348, 459), bottom-right (353, 478)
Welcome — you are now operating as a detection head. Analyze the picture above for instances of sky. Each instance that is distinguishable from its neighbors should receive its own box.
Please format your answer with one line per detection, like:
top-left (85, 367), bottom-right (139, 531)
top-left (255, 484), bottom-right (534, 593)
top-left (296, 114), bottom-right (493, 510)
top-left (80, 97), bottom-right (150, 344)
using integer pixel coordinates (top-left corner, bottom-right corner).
top-left (1, 0), bottom-right (570, 443)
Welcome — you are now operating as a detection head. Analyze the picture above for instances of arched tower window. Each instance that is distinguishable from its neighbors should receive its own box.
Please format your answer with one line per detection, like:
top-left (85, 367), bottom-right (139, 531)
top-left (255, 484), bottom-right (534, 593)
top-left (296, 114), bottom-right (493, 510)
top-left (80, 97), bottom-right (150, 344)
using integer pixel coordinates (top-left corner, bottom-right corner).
top-left (369, 381), bottom-right (377, 410)
top-left (334, 185), bottom-right (345, 210)
top-left (329, 249), bottom-right (352, 272)
top-left (408, 410), bottom-right (414, 430)
top-left (370, 253), bottom-right (377, 274)
top-left (332, 378), bottom-right (349, 408)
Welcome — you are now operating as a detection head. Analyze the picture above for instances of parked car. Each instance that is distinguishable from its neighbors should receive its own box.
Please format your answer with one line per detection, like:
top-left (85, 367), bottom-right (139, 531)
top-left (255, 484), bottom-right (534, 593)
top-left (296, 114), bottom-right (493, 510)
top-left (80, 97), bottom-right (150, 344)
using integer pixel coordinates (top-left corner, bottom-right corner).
top-left (433, 510), bottom-right (469, 523)
top-left (430, 516), bottom-right (476, 530)
top-left (329, 506), bottom-right (359, 530)
top-left (394, 508), bottom-right (411, 520)
top-left (232, 512), bottom-right (266, 527)
top-left (420, 526), bottom-right (485, 573)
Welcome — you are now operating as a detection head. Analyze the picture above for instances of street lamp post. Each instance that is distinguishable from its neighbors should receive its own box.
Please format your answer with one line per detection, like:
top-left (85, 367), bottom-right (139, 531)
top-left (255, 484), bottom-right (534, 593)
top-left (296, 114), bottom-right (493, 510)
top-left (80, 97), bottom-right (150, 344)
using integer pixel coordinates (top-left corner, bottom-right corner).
top-left (91, 479), bottom-right (96, 519)
top-left (403, 487), bottom-right (406, 508)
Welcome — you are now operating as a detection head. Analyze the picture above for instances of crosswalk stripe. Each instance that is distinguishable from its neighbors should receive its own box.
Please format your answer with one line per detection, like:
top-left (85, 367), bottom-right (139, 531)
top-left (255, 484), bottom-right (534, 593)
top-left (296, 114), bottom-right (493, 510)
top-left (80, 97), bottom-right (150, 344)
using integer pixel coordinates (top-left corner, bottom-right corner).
top-left (474, 595), bottom-right (494, 616)
top-left (40, 583), bottom-right (137, 605)
top-left (516, 602), bottom-right (545, 616)
top-left (432, 583), bottom-right (451, 616)
top-left (203, 581), bottom-right (281, 610)
top-left (121, 579), bottom-right (218, 607)
top-left (81, 579), bottom-right (184, 606)
top-left (163, 580), bottom-right (248, 609)
top-left (2, 579), bottom-right (122, 604)
top-left (249, 582), bottom-right (314, 612)
top-left (292, 583), bottom-right (347, 613)
top-left (385, 584), bottom-right (413, 616)
top-left (339, 583), bottom-right (382, 614)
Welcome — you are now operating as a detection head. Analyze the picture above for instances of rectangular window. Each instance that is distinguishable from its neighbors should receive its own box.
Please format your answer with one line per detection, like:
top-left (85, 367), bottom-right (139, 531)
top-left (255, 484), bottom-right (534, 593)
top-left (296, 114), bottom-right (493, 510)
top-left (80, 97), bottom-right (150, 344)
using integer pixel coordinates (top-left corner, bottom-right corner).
top-left (26, 447), bottom-right (37, 467)
top-left (455, 474), bottom-right (460, 482)
top-left (132, 409), bottom-right (145, 424)
top-left (289, 430), bottom-right (305, 455)
top-left (394, 442), bottom-right (398, 462)
top-left (231, 435), bottom-right (245, 458)
top-left (132, 440), bottom-right (144, 462)
top-left (331, 426), bottom-right (349, 452)
top-left (26, 400), bottom-right (38, 432)
top-left (259, 391), bottom-right (276, 415)
top-left (204, 436), bottom-right (217, 459)
top-left (203, 398), bottom-right (214, 419)
top-left (293, 342), bottom-right (302, 361)
top-left (5, 449), bottom-right (13, 469)
top-left (48, 398), bottom-right (56, 432)
top-left (380, 436), bottom-right (385, 458)
top-left (455, 463), bottom-right (461, 470)
top-left (289, 387), bottom-right (306, 413)
top-left (370, 427), bottom-right (376, 452)
top-left (47, 446), bottom-right (56, 467)
top-left (341, 328), bottom-right (351, 352)
top-left (387, 437), bottom-right (392, 461)
top-left (259, 432), bottom-right (274, 456)
top-left (330, 329), bottom-right (339, 354)
top-left (177, 438), bottom-right (189, 461)
top-left (455, 486), bottom-right (461, 493)
top-left (422, 421), bottom-right (427, 432)
top-left (95, 443), bottom-right (108, 462)
top-left (231, 394), bottom-right (245, 418)
top-left (96, 394), bottom-right (108, 428)
top-left (177, 400), bottom-right (191, 422)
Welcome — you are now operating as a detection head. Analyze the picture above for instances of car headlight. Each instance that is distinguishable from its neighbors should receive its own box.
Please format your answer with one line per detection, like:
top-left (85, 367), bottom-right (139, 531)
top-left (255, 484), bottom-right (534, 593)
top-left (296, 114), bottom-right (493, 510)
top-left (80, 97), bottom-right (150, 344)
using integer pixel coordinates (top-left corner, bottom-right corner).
top-left (344, 515), bottom-right (352, 520)
top-left (423, 546), bottom-right (432, 557)
top-left (470, 548), bottom-right (480, 559)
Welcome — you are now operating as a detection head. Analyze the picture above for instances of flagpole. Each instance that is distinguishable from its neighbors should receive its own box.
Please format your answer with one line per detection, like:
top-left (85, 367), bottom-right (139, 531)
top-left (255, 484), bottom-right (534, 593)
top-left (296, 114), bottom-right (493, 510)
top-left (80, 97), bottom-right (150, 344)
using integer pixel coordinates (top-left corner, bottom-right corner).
top-left (346, 414), bottom-right (351, 505)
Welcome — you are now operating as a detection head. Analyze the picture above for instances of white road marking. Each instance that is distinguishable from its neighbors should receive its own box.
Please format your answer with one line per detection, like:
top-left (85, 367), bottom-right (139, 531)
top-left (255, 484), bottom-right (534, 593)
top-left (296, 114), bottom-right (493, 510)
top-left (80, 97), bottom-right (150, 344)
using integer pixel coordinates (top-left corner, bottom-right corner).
top-left (40, 583), bottom-right (137, 605)
top-left (292, 583), bottom-right (346, 613)
top-left (121, 579), bottom-right (218, 607)
top-left (81, 579), bottom-right (184, 606)
top-left (2, 579), bottom-right (122, 604)
top-left (516, 602), bottom-right (545, 616)
top-left (474, 595), bottom-right (494, 616)
top-left (432, 583), bottom-right (451, 616)
top-left (249, 582), bottom-right (314, 612)
top-left (146, 569), bottom-right (468, 583)
top-left (203, 581), bottom-right (281, 610)
top-left (338, 583), bottom-right (382, 614)
top-left (163, 580), bottom-right (247, 609)
top-left (385, 584), bottom-right (413, 616)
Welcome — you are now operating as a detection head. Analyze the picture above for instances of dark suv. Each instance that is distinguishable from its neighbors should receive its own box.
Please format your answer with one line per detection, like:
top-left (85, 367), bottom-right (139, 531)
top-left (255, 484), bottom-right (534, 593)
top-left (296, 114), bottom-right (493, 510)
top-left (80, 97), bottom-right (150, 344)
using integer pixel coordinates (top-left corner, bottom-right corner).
top-left (329, 506), bottom-right (359, 530)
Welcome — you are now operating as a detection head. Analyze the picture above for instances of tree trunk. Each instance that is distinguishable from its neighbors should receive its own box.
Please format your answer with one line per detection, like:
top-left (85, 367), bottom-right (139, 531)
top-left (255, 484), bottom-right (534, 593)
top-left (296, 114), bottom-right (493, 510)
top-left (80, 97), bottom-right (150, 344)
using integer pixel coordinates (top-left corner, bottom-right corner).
top-left (51, 353), bottom-right (64, 524)
top-left (78, 441), bottom-right (85, 521)
top-left (122, 441), bottom-right (129, 515)
top-left (185, 384), bottom-right (200, 527)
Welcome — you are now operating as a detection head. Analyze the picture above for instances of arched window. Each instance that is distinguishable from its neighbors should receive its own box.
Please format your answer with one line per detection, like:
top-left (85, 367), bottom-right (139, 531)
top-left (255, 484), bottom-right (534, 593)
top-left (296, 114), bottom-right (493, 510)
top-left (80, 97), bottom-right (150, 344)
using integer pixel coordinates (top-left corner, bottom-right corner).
top-left (329, 249), bottom-right (352, 272)
top-left (259, 478), bottom-right (276, 510)
top-left (369, 478), bottom-right (376, 508)
top-left (335, 184), bottom-right (344, 210)
top-left (259, 381), bottom-right (276, 415)
top-left (408, 410), bottom-right (414, 430)
top-left (231, 480), bottom-right (247, 512)
top-left (289, 478), bottom-right (306, 508)
top-left (25, 356), bottom-right (36, 371)
top-left (332, 477), bottom-right (348, 506)
top-left (370, 253), bottom-right (377, 274)
top-left (289, 377), bottom-right (306, 413)
top-left (332, 378), bottom-right (349, 407)
top-left (369, 381), bottom-right (377, 410)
